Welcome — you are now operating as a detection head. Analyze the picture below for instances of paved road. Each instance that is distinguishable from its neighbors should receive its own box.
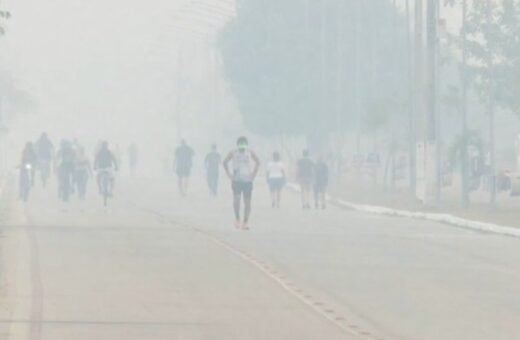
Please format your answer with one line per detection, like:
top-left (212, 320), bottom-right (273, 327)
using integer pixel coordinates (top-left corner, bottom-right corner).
top-left (1, 176), bottom-right (520, 340)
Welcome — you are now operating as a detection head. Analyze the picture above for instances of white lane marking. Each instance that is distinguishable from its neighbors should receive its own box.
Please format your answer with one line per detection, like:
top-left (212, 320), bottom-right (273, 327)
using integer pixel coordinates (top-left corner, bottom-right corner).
top-left (127, 201), bottom-right (387, 339)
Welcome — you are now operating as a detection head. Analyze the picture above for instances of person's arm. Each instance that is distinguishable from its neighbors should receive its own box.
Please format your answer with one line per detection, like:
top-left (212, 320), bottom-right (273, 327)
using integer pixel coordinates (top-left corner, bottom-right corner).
top-left (222, 151), bottom-right (233, 179)
top-left (251, 151), bottom-right (260, 179)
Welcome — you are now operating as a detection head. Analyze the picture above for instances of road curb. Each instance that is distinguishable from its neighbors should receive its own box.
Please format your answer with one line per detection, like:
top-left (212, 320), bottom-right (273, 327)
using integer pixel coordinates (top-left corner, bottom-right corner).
top-left (287, 183), bottom-right (520, 238)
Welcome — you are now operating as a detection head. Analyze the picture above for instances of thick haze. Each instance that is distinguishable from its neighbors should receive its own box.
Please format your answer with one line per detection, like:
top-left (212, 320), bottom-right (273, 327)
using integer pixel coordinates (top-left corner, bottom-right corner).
top-left (0, 0), bottom-right (235, 169)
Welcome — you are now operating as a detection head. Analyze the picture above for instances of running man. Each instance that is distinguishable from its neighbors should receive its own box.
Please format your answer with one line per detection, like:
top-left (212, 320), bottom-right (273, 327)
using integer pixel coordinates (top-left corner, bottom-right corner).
top-left (313, 155), bottom-right (329, 209)
top-left (223, 136), bottom-right (260, 230)
top-left (266, 151), bottom-right (286, 208)
top-left (204, 144), bottom-right (221, 196)
top-left (173, 139), bottom-right (194, 196)
top-left (296, 149), bottom-right (314, 210)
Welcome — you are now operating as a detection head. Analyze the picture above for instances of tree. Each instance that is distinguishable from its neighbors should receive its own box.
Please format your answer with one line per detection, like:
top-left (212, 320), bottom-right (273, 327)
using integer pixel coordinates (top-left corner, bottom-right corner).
top-left (464, 0), bottom-right (508, 205)
top-left (218, 0), bottom-right (410, 147)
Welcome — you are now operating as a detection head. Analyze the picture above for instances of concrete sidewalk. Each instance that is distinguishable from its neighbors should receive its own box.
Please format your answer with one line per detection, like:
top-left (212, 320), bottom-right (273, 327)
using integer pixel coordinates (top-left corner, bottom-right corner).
top-left (331, 177), bottom-right (520, 229)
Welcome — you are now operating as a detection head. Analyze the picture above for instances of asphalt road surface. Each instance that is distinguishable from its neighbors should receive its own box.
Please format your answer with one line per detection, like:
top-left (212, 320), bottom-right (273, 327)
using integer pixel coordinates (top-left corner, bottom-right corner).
top-left (1, 176), bottom-right (520, 340)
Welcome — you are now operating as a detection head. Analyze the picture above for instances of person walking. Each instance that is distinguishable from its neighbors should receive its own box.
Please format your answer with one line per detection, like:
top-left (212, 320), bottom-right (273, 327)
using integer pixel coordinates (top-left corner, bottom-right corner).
top-left (266, 151), bottom-right (286, 208)
top-left (313, 155), bottom-right (329, 209)
top-left (296, 149), bottom-right (314, 210)
top-left (204, 144), bottom-right (221, 196)
top-left (174, 139), bottom-right (194, 196)
top-left (223, 136), bottom-right (260, 230)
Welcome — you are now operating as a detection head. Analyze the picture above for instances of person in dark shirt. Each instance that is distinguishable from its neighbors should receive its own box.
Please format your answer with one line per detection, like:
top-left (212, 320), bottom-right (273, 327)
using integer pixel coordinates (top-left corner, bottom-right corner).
top-left (314, 155), bottom-right (329, 209)
top-left (296, 149), bottom-right (314, 210)
top-left (204, 144), bottom-right (221, 196)
top-left (174, 139), bottom-right (194, 196)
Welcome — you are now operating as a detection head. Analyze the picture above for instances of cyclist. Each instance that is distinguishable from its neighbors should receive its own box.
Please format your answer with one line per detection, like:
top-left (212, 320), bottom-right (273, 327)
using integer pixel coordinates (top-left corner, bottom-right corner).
top-left (174, 139), bottom-right (194, 196)
top-left (19, 142), bottom-right (36, 200)
top-left (297, 149), bottom-right (314, 210)
top-left (55, 140), bottom-right (76, 202)
top-left (223, 136), bottom-right (260, 230)
top-left (313, 155), bottom-right (329, 209)
top-left (94, 141), bottom-right (118, 197)
top-left (266, 151), bottom-right (286, 208)
top-left (34, 132), bottom-right (54, 186)
top-left (204, 144), bottom-right (221, 196)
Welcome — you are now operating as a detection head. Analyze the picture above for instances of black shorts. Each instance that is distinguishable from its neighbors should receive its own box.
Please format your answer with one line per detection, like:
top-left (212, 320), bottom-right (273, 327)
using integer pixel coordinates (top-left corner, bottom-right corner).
top-left (232, 181), bottom-right (253, 198)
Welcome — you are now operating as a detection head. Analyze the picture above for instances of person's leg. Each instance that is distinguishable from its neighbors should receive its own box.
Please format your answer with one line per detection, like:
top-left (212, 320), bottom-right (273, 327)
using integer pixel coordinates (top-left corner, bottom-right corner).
top-left (303, 184), bottom-right (311, 209)
top-left (276, 188), bottom-right (282, 208)
top-left (207, 173), bottom-right (213, 195)
top-left (183, 176), bottom-right (189, 195)
top-left (177, 175), bottom-right (183, 195)
top-left (76, 172), bottom-right (82, 199)
top-left (232, 182), bottom-right (241, 227)
top-left (313, 185), bottom-right (319, 209)
top-left (110, 170), bottom-right (116, 196)
top-left (322, 186), bottom-right (328, 208)
top-left (243, 183), bottom-right (253, 227)
top-left (269, 181), bottom-right (276, 207)
top-left (300, 182), bottom-right (306, 208)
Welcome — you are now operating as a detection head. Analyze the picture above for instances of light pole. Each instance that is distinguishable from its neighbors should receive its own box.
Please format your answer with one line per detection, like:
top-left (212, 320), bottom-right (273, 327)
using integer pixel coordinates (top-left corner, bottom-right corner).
top-left (406, 0), bottom-right (417, 198)
top-left (460, 0), bottom-right (470, 208)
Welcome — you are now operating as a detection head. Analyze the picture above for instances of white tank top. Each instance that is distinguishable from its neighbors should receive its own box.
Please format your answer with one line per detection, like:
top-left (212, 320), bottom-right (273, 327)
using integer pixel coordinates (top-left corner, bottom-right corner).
top-left (232, 150), bottom-right (253, 182)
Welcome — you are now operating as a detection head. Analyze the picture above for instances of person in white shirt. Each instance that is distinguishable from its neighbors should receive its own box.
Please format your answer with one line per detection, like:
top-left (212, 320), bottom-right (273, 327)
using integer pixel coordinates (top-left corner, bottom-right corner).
top-left (266, 151), bottom-right (286, 208)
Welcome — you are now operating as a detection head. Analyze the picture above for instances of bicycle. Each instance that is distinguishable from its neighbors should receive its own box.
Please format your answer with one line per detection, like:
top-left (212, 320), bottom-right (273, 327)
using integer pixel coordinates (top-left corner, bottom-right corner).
top-left (19, 163), bottom-right (33, 202)
top-left (98, 169), bottom-right (112, 207)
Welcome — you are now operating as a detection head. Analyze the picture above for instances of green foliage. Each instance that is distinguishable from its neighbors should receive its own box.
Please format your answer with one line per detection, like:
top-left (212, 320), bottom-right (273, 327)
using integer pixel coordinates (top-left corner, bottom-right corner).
top-left (464, 0), bottom-right (520, 118)
top-left (218, 0), bottom-right (409, 137)
top-left (448, 129), bottom-right (483, 169)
